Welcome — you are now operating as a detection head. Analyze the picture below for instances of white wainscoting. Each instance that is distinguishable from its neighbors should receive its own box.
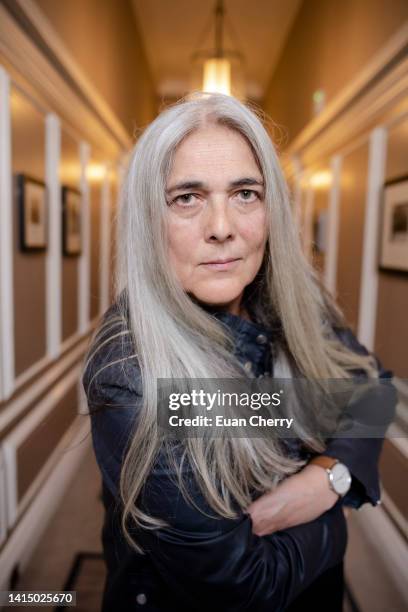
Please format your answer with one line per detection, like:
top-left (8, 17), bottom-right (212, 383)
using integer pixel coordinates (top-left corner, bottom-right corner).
top-left (45, 113), bottom-right (62, 361)
top-left (280, 21), bottom-right (408, 609)
top-left (0, 0), bottom-right (128, 591)
top-left (0, 339), bottom-right (90, 435)
top-left (0, 0), bottom-right (127, 401)
top-left (345, 500), bottom-right (408, 610)
top-left (2, 364), bottom-right (86, 526)
top-left (0, 414), bottom-right (91, 590)
top-left (0, 67), bottom-right (15, 402)
top-left (0, 446), bottom-right (8, 549)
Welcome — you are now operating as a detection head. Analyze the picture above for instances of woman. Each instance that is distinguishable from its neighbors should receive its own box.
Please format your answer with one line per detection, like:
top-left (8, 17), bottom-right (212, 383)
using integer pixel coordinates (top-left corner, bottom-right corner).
top-left (82, 93), bottom-right (394, 611)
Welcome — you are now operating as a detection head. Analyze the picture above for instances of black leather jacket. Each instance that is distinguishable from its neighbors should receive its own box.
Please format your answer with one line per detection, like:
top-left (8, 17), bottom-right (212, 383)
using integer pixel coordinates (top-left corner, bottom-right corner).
top-left (82, 302), bottom-right (395, 611)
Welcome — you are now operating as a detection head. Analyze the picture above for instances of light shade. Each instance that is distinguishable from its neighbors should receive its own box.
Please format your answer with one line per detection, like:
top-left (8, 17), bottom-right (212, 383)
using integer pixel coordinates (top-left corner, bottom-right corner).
top-left (202, 58), bottom-right (231, 95)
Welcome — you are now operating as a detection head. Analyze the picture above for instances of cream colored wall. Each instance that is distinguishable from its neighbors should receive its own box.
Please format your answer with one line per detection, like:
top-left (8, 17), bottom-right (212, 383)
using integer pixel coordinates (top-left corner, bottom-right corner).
top-left (11, 87), bottom-right (47, 377)
top-left (336, 144), bottom-right (369, 333)
top-left (34, 0), bottom-right (157, 134)
top-left (262, 0), bottom-right (408, 144)
top-left (375, 118), bottom-right (408, 377)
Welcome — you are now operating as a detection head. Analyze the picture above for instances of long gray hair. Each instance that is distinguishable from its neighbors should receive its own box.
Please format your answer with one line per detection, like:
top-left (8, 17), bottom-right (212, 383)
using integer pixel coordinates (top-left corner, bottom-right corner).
top-left (84, 92), bottom-right (377, 553)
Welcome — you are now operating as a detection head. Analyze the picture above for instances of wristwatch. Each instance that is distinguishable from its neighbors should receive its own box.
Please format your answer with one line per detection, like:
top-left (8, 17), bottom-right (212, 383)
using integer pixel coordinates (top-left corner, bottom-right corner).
top-left (309, 455), bottom-right (352, 497)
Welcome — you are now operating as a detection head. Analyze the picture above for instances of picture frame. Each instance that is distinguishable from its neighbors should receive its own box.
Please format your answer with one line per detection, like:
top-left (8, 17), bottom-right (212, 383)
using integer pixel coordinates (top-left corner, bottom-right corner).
top-left (379, 175), bottom-right (408, 273)
top-left (62, 186), bottom-right (82, 256)
top-left (16, 174), bottom-right (48, 252)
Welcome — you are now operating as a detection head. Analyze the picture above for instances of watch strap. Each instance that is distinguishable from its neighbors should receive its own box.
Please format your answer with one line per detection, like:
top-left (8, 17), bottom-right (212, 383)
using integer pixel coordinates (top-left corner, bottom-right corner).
top-left (309, 455), bottom-right (339, 471)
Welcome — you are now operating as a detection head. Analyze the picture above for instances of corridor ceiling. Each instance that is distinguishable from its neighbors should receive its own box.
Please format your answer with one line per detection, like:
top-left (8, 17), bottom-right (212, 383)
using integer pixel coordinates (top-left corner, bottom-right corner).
top-left (132, 0), bottom-right (302, 101)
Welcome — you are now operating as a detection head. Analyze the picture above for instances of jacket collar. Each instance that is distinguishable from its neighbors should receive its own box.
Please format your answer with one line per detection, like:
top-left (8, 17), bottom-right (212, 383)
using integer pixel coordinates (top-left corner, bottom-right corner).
top-left (210, 310), bottom-right (274, 344)
top-left (209, 310), bottom-right (275, 376)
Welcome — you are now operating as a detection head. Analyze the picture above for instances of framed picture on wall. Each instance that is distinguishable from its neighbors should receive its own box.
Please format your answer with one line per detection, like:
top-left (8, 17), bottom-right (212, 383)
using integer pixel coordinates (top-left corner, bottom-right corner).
top-left (62, 186), bottom-right (82, 256)
top-left (312, 210), bottom-right (327, 254)
top-left (379, 176), bottom-right (408, 273)
top-left (16, 174), bottom-right (48, 252)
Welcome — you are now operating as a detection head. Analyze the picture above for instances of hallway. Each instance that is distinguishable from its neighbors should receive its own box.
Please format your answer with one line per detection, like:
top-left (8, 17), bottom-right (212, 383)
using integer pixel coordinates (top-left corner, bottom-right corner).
top-left (0, 1), bottom-right (407, 610)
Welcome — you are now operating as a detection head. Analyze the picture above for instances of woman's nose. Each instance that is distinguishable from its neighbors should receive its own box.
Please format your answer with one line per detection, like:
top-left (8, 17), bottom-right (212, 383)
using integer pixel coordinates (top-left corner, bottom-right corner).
top-left (203, 198), bottom-right (235, 243)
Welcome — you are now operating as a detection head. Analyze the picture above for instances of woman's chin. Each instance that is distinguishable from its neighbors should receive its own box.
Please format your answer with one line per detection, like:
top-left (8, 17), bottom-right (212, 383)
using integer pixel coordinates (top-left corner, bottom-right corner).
top-left (190, 285), bottom-right (244, 310)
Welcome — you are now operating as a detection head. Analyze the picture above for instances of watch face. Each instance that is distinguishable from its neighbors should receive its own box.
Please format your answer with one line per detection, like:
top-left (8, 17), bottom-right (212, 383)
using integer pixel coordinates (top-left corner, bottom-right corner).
top-left (330, 462), bottom-right (352, 495)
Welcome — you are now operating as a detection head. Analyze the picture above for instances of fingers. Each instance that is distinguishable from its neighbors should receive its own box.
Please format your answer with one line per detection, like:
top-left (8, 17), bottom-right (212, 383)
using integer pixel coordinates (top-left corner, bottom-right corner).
top-left (343, 507), bottom-right (351, 519)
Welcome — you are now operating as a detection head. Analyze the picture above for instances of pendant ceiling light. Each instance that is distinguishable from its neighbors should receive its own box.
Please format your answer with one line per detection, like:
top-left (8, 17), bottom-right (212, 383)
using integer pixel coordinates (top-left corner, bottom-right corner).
top-left (191, 0), bottom-right (245, 99)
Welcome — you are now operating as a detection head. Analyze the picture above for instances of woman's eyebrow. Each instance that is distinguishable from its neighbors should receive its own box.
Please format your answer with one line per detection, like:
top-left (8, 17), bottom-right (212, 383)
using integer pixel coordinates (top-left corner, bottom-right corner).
top-left (166, 177), bottom-right (264, 194)
top-left (229, 178), bottom-right (264, 188)
top-left (166, 180), bottom-right (204, 194)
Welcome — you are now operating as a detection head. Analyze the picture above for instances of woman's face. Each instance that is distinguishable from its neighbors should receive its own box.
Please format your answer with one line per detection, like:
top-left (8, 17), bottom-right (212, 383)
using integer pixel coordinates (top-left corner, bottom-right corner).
top-left (165, 124), bottom-right (268, 315)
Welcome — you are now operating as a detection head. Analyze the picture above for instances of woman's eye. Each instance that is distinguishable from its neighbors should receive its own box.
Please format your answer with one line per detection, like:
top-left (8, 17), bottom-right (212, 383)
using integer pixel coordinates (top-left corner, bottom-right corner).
top-left (237, 189), bottom-right (259, 203)
top-left (172, 193), bottom-right (197, 207)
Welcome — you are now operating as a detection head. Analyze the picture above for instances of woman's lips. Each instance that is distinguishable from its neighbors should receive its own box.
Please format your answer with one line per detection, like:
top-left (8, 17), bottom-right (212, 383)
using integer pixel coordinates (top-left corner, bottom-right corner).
top-left (200, 258), bottom-right (241, 270)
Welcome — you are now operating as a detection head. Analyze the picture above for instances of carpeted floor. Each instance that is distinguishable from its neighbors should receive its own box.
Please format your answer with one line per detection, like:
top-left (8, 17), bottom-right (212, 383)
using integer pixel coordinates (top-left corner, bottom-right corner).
top-left (56, 552), bottom-right (105, 612)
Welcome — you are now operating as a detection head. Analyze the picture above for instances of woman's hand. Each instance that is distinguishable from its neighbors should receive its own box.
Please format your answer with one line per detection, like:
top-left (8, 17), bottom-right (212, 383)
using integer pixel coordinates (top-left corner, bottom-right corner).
top-left (343, 506), bottom-right (351, 519)
top-left (246, 464), bottom-right (341, 536)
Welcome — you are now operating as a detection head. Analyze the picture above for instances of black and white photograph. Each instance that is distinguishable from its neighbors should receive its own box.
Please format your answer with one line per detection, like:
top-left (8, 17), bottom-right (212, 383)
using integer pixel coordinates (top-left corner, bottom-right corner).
top-left (380, 176), bottom-right (408, 272)
top-left (62, 186), bottom-right (82, 256)
top-left (16, 173), bottom-right (48, 252)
